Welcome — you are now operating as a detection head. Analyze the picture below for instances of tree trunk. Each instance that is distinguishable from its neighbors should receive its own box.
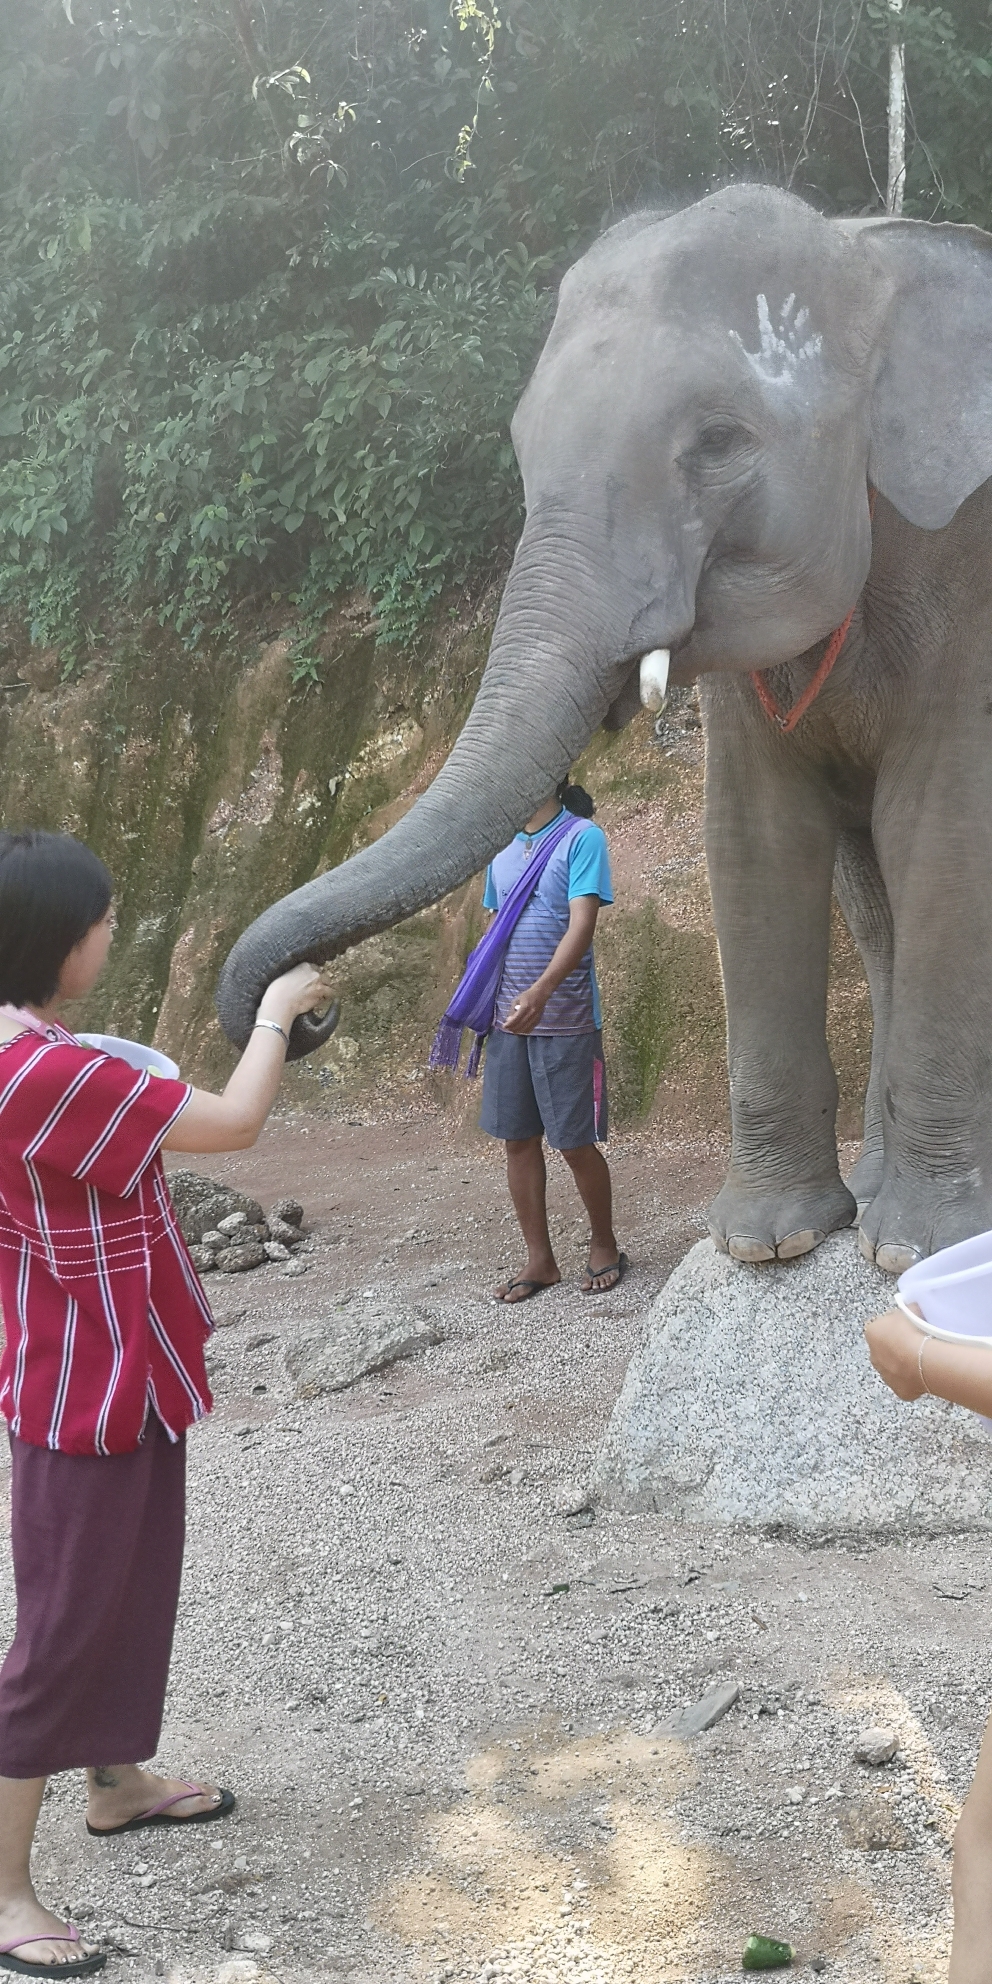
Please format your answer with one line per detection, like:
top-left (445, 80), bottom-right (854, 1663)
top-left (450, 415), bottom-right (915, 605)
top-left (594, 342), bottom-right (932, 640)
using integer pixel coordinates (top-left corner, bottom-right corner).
top-left (886, 0), bottom-right (907, 217)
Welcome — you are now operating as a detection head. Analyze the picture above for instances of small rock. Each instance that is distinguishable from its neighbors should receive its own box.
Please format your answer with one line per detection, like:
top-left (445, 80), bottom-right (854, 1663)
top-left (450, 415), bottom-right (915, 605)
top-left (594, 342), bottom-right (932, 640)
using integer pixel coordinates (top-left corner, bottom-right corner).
top-left (810, 1961), bottom-right (828, 1976)
top-left (784, 1786), bottom-right (804, 1805)
top-left (666, 1679), bottom-right (740, 1738)
top-left (555, 1483), bottom-right (592, 1517)
top-left (264, 1241), bottom-right (290, 1262)
top-left (218, 1211), bottom-right (249, 1235)
top-left (201, 1230), bottom-right (225, 1250)
top-left (280, 1259), bottom-right (310, 1278)
top-left (270, 1198), bottom-right (304, 1227)
top-left (854, 1726), bottom-right (899, 1767)
top-left (268, 1215), bottom-right (304, 1247)
top-left (215, 1242), bottom-right (267, 1274)
top-left (509, 1467), bottom-right (526, 1488)
top-left (243, 1222), bottom-right (270, 1244)
top-left (188, 1245), bottom-right (218, 1273)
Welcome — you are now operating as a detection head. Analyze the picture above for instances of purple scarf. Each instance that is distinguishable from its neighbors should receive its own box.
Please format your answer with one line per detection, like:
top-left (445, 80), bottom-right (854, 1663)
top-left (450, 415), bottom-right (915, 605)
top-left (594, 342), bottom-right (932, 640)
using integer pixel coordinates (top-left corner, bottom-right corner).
top-left (429, 811), bottom-right (576, 1076)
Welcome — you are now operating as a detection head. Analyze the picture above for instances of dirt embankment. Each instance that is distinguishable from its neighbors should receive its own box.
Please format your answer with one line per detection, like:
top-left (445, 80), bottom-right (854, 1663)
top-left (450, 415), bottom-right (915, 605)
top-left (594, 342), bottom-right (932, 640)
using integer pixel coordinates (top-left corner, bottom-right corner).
top-left (0, 605), bottom-right (872, 1138)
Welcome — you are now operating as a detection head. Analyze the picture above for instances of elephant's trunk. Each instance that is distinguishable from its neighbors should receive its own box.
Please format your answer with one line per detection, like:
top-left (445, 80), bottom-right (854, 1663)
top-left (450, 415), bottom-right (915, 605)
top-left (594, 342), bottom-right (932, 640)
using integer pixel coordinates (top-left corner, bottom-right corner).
top-left (216, 527), bottom-right (652, 1054)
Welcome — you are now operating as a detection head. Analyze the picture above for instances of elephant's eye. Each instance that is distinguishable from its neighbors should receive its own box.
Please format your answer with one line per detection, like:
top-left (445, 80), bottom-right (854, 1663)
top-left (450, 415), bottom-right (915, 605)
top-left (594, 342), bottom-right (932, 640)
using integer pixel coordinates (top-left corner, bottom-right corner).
top-left (695, 421), bottom-right (748, 459)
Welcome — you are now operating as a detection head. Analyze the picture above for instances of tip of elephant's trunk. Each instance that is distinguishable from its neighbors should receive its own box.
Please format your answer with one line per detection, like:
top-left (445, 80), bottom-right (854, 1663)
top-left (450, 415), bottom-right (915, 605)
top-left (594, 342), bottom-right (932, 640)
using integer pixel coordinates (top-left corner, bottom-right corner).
top-left (286, 998), bottom-right (340, 1062)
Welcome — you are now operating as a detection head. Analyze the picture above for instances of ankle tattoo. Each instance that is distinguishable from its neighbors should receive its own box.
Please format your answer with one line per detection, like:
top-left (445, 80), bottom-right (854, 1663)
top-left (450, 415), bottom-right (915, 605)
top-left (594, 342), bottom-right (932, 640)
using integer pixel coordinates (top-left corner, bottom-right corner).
top-left (92, 1767), bottom-right (120, 1789)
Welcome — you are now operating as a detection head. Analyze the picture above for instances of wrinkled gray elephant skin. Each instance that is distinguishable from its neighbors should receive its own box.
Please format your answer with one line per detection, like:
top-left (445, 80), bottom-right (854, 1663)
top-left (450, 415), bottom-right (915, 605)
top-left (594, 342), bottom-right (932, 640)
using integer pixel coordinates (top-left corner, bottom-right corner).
top-left (217, 184), bottom-right (992, 1276)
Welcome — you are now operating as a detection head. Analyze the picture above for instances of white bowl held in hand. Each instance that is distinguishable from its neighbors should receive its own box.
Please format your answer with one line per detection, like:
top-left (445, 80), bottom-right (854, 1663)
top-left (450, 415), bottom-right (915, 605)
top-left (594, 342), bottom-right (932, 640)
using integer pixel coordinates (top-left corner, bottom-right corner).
top-left (77, 1033), bottom-right (180, 1080)
top-left (897, 1232), bottom-right (992, 1434)
top-left (898, 1231), bottom-right (992, 1345)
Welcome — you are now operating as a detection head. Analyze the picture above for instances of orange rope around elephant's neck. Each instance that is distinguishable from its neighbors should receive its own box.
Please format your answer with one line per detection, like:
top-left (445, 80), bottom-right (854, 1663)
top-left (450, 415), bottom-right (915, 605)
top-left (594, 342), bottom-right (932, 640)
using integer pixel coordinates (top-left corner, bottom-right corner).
top-left (750, 486), bottom-right (876, 734)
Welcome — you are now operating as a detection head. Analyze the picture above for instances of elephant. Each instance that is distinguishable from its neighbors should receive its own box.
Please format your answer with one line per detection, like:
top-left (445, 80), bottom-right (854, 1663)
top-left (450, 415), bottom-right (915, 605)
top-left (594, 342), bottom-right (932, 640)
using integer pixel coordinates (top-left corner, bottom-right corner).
top-left (216, 182), bottom-right (992, 1276)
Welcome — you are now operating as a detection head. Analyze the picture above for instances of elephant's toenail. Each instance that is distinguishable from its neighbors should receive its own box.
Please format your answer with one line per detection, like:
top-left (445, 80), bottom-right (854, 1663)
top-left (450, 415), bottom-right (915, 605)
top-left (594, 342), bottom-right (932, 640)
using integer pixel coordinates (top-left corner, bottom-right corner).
top-left (875, 1242), bottom-right (922, 1276)
top-left (776, 1229), bottom-right (823, 1260)
top-left (727, 1235), bottom-right (776, 1264)
top-left (707, 1226), bottom-right (730, 1255)
top-left (858, 1228), bottom-right (877, 1264)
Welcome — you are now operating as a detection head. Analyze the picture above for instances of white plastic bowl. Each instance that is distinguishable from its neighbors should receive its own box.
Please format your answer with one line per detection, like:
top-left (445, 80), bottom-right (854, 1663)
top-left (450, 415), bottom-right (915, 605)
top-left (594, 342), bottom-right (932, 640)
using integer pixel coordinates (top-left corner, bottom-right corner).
top-left (897, 1232), bottom-right (992, 1434)
top-left (898, 1232), bottom-right (992, 1345)
top-left (76, 1033), bottom-right (180, 1080)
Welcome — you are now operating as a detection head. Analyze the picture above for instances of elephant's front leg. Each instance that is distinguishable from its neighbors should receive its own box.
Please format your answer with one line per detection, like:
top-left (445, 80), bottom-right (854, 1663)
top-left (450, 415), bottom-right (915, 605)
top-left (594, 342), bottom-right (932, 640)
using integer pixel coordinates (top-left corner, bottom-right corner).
top-left (857, 726), bottom-right (992, 1275)
top-left (703, 685), bottom-right (857, 1260)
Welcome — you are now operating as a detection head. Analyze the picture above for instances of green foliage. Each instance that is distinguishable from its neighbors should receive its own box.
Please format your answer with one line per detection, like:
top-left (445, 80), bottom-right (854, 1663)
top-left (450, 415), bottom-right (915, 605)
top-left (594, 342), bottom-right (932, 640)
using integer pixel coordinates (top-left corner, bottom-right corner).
top-left (0, 0), bottom-right (990, 665)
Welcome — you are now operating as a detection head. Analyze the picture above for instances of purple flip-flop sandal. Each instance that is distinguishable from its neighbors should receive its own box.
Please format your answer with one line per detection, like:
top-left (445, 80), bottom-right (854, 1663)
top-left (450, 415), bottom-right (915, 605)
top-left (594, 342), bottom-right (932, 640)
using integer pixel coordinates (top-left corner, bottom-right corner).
top-left (86, 1781), bottom-right (235, 1837)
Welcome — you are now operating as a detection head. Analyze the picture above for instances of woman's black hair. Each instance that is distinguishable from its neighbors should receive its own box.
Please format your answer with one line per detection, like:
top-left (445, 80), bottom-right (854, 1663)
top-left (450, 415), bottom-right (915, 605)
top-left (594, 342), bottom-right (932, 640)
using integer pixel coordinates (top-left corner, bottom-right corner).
top-left (555, 775), bottom-right (596, 819)
top-left (0, 832), bottom-right (113, 1007)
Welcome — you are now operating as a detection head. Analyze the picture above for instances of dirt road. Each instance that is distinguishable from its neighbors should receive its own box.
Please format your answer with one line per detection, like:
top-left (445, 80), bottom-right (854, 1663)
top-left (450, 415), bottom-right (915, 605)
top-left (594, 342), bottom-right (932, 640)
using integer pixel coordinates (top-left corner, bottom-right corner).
top-left (8, 1104), bottom-right (987, 1984)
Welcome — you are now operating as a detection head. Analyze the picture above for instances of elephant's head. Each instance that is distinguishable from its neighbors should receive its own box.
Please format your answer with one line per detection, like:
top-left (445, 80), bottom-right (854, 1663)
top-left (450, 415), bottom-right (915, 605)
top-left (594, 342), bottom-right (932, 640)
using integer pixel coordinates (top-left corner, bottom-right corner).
top-left (216, 184), bottom-right (992, 1054)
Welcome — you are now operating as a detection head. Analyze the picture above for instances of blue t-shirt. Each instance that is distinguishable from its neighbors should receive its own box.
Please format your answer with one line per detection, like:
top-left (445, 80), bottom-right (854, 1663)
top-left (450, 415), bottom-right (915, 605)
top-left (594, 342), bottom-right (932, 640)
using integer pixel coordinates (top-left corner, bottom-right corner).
top-left (483, 811), bottom-right (613, 1033)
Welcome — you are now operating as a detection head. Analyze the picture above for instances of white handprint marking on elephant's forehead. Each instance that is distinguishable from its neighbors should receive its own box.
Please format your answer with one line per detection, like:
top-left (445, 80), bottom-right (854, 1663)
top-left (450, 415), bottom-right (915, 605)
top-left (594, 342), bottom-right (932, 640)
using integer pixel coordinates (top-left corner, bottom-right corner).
top-left (729, 291), bottom-right (822, 386)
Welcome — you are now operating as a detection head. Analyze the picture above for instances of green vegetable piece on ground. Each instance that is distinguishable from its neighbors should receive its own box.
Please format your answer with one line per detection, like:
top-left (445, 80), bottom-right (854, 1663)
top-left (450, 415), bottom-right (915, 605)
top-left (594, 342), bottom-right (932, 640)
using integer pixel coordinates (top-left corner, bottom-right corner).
top-left (742, 1935), bottom-right (795, 1971)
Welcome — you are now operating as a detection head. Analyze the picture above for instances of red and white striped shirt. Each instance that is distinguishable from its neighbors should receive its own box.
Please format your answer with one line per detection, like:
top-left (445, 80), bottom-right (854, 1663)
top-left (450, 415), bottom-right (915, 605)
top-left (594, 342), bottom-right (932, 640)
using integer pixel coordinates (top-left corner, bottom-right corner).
top-left (0, 1021), bottom-right (213, 1455)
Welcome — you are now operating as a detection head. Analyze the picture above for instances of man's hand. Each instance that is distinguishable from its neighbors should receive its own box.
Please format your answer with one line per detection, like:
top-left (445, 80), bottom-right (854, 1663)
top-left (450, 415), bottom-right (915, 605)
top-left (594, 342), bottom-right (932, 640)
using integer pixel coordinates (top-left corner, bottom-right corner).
top-left (864, 1305), bottom-right (927, 1401)
top-left (503, 983), bottom-right (549, 1035)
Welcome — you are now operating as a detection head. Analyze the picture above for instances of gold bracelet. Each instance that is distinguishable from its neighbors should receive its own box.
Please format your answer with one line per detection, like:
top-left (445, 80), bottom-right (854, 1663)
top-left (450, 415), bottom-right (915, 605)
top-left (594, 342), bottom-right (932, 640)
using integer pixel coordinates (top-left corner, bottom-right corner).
top-left (918, 1334), bottom-right (934, 1398)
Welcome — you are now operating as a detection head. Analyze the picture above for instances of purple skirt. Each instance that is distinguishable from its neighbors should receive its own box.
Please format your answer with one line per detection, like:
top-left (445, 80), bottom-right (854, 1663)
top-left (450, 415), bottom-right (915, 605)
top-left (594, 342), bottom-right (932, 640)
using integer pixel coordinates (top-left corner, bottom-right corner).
top-left (0, 1415), bottom-right (186, 1777)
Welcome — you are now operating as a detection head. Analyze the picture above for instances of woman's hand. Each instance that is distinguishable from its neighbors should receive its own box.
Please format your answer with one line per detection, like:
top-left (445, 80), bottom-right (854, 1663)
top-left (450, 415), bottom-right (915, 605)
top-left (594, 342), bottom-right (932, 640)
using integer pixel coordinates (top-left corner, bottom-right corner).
top-left (257, 962), bottom-right (336, 1032)
top-left (864, 1305), bottom-right (927, 1401)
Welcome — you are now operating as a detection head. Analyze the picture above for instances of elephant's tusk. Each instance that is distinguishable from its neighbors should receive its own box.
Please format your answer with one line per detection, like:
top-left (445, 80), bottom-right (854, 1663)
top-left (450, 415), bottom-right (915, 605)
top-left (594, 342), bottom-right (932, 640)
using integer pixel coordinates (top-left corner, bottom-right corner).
top-left (639, 649), bottom-right (670, 712)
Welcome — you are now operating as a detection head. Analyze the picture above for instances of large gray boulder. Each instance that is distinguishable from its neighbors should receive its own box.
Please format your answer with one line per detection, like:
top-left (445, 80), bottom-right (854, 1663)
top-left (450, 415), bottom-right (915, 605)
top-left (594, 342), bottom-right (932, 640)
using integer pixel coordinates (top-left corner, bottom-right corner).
top-left (592, 1232), bottom-right (992, 1532)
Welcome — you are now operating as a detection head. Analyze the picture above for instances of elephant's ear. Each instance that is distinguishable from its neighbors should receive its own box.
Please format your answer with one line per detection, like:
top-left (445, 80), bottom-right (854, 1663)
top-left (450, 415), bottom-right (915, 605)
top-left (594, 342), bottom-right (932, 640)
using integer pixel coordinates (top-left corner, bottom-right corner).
top-left (852, 218), bottom-right (992, 531)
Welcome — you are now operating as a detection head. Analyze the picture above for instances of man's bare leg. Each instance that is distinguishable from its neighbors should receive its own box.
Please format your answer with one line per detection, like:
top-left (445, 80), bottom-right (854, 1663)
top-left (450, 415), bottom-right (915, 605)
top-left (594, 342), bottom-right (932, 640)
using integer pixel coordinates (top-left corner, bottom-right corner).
top-left (951, 1711), bottom-right (992, 1983)
top-left (0, 1773), bottom-right (99, 1965)
top-left (560, 1143), bottom-right (620, 1289)
top-left (494, 1136), bottom-right (561, 1301)
top-left (85, 1764), bottom-right (225, 1832)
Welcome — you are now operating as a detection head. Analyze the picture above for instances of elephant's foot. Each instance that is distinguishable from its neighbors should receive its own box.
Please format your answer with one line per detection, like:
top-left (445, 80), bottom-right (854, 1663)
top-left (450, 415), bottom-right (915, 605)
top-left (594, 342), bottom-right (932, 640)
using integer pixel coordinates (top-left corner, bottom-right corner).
top-left (844, 1142), bottom-right (884, 1214)
top-left (858, 1179), bottom-right (992, 1276)
top-left (707, 1176), bottom-right (857, 1264)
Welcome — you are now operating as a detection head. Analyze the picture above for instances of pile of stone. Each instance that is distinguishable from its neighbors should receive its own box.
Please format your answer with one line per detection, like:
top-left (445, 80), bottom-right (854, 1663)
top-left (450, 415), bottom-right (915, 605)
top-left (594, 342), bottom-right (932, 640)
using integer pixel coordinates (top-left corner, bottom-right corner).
top-left (167, 1169), bottom-right (308, 1276)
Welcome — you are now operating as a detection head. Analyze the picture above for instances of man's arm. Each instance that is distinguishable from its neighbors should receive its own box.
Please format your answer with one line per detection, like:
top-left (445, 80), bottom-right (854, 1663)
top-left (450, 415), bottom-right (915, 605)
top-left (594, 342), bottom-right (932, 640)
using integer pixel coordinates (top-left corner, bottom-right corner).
top-left (501, 896), bottom-right (600, 1035)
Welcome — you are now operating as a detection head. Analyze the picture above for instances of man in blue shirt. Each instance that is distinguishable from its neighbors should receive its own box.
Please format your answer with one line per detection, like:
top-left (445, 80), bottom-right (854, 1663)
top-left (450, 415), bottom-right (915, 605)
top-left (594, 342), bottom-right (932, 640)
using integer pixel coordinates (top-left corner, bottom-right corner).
top-left (480, 777), bottom-right (627, 1302)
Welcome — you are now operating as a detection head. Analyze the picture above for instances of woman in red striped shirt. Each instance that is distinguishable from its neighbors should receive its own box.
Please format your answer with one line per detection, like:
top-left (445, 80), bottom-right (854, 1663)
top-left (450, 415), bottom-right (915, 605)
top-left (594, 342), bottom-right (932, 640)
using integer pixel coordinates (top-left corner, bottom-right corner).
top-left (0, 830), bottom-right (334, 1977)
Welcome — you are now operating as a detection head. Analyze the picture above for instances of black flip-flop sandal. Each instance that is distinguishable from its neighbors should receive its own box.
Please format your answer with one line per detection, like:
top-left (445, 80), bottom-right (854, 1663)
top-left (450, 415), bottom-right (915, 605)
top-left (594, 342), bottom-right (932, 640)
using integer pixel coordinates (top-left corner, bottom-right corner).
top-left (494, 1278), bottom-right (554, 1304)
top-left (86, 1783), bottom-right (235, 1837)
top-left (0, 1926), bottom-right (106, 1977)
top-left (581, 1251), bottom-right (629, 1294)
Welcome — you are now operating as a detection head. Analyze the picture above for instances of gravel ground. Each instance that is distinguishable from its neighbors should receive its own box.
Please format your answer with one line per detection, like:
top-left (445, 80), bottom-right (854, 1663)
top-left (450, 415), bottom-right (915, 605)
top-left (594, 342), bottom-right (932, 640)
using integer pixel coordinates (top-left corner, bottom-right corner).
top-left (2, 1107), bottom-right (988, 1984)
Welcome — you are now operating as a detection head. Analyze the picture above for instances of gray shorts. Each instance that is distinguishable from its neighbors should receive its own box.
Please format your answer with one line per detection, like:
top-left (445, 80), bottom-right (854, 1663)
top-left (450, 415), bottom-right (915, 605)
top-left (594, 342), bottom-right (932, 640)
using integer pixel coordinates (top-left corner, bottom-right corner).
top-left (479, 1028), bottom-right (608, 1149)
